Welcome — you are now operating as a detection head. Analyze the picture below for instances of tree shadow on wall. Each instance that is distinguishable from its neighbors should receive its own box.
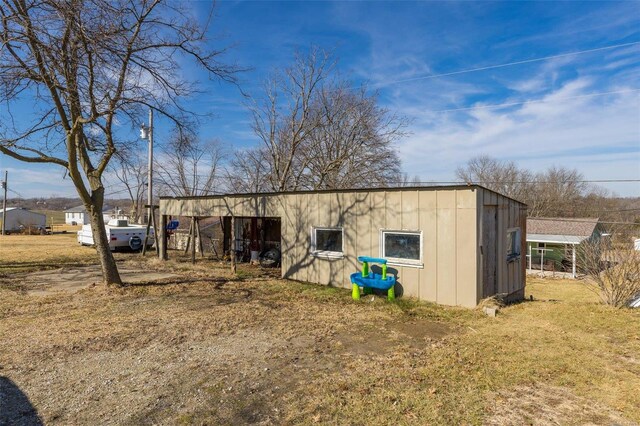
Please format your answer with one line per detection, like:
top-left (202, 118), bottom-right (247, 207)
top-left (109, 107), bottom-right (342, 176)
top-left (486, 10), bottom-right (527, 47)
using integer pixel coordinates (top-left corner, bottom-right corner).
top-left (279, 192), bottom-right (372, 285)
top-left (280, 191), bottom-right (405, 297)
top-left (0, 377), bottom-right (43, 426)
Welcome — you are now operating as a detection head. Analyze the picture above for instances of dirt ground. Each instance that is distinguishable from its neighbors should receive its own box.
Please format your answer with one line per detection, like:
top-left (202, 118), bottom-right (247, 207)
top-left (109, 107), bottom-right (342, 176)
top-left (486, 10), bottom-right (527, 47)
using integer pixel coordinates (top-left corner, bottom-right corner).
top-left (14, 265), bottom-right (180, 296)
top-left (1, 241), bottom-right (639, 424)
top-left (1, 262), bottom-right (456, 425)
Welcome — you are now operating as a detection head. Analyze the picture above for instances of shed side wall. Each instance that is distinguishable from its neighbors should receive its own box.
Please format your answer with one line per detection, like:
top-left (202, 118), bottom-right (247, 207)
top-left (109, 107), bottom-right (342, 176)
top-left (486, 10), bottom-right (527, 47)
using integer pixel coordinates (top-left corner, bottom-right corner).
top-left (161, 187), bottom-right (484, 307)
top-left (477, 188), bottom-right (527, 304)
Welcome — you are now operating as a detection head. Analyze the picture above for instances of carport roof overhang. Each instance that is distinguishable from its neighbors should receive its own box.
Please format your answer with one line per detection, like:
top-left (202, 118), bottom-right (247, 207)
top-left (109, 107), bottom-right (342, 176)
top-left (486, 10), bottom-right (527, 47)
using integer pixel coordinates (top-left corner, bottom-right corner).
top-left (526, 234), bottom-right (587, 245)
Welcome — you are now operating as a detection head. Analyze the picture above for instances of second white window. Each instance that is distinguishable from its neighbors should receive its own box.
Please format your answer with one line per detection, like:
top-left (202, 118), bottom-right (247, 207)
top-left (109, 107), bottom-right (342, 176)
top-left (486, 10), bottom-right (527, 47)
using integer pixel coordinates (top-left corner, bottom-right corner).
top-left (381, 230), bottom-right (423, 267)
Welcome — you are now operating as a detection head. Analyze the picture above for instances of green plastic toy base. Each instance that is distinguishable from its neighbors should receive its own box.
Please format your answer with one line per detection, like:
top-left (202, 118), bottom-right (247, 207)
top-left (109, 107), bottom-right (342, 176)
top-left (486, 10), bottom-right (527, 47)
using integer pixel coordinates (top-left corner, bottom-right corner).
top-left (352, 283), bottom-right (395, 301)
top-left (352, 284), bottom-right (360, 300)
top-left (387, 286), bottom-right (395, 301)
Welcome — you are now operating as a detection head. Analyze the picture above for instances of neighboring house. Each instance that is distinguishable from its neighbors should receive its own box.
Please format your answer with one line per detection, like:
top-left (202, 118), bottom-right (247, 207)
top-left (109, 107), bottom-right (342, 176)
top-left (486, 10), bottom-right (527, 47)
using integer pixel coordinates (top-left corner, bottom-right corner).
top-left (0, 207), bottom-right (46, 233)
top-left (64, 205), bottom-right (128, 225)
top-left (158, 185), bottom-right (527, 308)
top-left (526, 217), bottom-right (602, 278)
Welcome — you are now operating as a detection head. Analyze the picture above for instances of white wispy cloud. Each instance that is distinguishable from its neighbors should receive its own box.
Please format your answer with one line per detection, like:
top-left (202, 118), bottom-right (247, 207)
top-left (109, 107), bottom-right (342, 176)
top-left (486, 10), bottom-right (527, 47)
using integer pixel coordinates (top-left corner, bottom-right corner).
top-left (395, 78), bottom-right (639, 195)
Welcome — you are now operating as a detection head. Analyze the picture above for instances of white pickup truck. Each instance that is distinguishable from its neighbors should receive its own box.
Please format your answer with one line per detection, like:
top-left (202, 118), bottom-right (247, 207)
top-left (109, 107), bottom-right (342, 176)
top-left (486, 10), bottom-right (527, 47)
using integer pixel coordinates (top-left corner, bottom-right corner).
top-left (77, 219), bottom-right (155, 251)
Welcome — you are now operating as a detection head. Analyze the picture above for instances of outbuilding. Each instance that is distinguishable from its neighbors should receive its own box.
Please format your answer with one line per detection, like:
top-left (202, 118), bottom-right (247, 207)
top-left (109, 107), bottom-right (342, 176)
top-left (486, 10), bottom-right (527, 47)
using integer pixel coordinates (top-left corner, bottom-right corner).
top-left (0, 207), bottom-right (46, 233)
top-left (526, 217), bottom-right (602, 278)
top-left (158, 185), bottom-right (527, 307)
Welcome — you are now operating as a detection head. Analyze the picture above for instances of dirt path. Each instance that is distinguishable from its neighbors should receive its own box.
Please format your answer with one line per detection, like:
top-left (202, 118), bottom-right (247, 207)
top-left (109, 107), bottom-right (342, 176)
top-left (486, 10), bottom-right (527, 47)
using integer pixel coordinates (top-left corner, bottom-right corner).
top-left (10, 265), bottom-right (180, 296)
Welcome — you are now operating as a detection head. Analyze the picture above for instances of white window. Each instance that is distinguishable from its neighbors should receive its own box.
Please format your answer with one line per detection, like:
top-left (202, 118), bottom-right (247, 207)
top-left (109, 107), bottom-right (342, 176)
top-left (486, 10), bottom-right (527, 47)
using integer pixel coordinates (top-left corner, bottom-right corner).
top-left (507, 227), bottom-right (521, 261)
top-left (311, 227), bottom-right (344, 258)
top-left (381, 230), bottom-right (423, 267)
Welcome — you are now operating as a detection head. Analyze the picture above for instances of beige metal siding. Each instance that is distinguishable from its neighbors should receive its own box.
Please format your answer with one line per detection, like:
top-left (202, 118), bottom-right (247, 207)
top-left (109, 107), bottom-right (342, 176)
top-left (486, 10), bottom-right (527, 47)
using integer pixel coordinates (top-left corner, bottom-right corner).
top-left (419, 191), bottom-right (438, 302)
top-left (436, 203), bottom-right (457, 305)
top-left (160, 186), bottom-right (525, 307)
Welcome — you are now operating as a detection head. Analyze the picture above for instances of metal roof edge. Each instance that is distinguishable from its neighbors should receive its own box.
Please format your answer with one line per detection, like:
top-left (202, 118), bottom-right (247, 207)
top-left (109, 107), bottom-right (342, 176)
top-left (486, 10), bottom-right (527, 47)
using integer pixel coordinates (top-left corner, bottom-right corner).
top-left (159, 184), bottom-right (527, 207)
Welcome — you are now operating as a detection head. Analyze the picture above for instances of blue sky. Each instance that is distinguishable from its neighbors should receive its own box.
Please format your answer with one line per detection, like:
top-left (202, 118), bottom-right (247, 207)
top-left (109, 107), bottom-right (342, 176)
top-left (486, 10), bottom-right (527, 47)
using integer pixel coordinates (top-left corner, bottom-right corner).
top-left (1, 0), bottom-right (639, 198)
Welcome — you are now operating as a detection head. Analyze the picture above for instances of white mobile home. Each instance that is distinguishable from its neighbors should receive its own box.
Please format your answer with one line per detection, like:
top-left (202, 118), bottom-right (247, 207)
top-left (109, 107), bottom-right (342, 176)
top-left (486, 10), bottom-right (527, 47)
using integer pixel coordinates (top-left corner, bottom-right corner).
top-left (0, 207), bottom-right (46, 233)
top-left (64, 205), bottom-right (127, 225)
top-left (158, 185), bottom-right (527, 307)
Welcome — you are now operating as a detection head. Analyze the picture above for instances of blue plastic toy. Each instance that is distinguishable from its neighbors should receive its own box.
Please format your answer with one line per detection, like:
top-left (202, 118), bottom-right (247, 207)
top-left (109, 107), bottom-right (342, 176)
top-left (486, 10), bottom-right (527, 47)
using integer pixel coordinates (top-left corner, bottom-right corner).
top-left (166, 220), bottom-right (179, 234)
top-left (350, 256), bottom-right (396, 301)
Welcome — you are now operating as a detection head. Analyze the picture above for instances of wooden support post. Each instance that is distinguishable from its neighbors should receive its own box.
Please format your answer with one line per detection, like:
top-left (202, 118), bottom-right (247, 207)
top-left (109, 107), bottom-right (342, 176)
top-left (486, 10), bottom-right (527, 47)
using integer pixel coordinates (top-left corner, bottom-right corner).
top-left (184, 220), bottom-right (193, 254)
top-left (152, 207), bottom-right (159, 256)
top-left (190, 216), bottom-right (196, 264)
top-left (159, 214), bottom-right (168, 260)
top-left (230, 215), bottom-right (236, 274)
top-left (142, 212), bottom-right (152, 256)
top-left (195, 217), bottom-right (204, 258)
top-left (142, 204), bottom-right (158, 256)
top-left (572, 244), bottom-right (576, 278)
top-left (250, 217), bottom-right (258, 250)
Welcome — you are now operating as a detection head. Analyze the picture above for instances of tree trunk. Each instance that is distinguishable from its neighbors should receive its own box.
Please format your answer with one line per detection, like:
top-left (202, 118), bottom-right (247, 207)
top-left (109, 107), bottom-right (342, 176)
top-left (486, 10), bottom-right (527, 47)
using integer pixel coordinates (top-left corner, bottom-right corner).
top-left (89, 207), bottom-right (123, 286)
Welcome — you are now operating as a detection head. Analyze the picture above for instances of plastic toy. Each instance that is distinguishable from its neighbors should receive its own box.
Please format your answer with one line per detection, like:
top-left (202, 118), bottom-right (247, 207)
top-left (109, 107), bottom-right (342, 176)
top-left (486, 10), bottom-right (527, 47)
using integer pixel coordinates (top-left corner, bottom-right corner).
top-left (350, 256), bottom-right (396, 301)
top-left (166, 220), bottom-right (179, 235)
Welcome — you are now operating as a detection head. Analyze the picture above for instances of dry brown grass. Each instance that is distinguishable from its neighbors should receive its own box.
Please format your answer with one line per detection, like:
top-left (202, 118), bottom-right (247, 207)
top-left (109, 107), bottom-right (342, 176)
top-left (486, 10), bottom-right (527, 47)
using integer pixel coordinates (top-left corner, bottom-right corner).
top-left (1, 238), bottom-right (639, 425)
top-left (0, 232), bottom-right (96, 273)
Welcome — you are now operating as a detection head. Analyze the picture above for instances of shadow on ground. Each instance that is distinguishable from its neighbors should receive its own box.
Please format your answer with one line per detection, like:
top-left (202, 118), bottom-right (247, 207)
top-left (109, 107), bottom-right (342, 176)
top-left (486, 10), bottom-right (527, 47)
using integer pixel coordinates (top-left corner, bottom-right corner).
top-left (0, 377), bottom-right (43, 426)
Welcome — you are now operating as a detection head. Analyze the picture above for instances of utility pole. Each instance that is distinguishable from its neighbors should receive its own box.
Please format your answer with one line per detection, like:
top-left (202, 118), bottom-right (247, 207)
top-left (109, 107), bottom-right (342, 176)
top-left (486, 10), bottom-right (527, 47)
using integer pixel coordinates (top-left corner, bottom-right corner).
top-left (147, 108), bottom-right (153, 223)
top-left (1, 171), bottom-right (7, 236)
top-left (140, 109), bottom-right (157, 255)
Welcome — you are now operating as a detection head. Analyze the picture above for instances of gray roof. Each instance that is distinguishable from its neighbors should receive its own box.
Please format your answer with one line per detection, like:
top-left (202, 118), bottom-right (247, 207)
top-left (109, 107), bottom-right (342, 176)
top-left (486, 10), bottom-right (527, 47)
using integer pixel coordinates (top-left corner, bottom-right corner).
top-left (65, 204), bottom-right (112, 213)
top-left (527, 217), bottom-right (599, 241)
top-left (1, 207), bottom-right (45, 217)
top-left (526, 233), bottom-right (586, 245)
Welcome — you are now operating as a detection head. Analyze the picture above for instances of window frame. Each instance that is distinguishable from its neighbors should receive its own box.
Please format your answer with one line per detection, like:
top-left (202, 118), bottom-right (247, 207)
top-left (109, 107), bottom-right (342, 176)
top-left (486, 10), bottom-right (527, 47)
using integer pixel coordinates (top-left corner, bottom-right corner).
top-left (380, 229), bottom-right (424, 268)
top-left (506, 227), bottom-right (521, 262)
top-left (311, 226), bottom-right (344, 259)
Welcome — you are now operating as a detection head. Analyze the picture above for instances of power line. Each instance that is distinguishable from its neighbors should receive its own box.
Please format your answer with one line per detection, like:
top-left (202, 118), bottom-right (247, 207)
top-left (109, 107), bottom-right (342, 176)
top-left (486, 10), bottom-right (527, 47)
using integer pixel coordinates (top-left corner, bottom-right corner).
top-left (393, 179), bottom-right (640, 185)
top-left (377, 41), bottom-right (640, 87)
top-left (432, 88), bottom-right (640, 113)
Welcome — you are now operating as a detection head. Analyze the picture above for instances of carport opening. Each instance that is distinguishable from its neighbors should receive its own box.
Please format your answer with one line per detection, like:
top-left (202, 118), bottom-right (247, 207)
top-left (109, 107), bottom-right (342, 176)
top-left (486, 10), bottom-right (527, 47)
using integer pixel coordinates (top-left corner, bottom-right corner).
top-left (223, 217), bottom-right (282, 267)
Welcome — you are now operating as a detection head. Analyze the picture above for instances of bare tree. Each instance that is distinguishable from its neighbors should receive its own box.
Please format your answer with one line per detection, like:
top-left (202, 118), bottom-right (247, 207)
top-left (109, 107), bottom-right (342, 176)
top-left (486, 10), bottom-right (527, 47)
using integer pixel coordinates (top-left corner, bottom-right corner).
top-left (456, 156), bottom-right (606, 217)
top-left (529, 166), bottom-right (589, 217)
top-left (301, 85), bottom-right (405, 190)
top-left (227, 148), bottom-right (271, 193)
top-left (0, 0), bottom-right (238, 285)
top-left (455, 155), bottom-right (534, 203)
top-left (110, 151), bottom-right (146, 223)
top-left (236, 47), bottom-right (407, 192)
top-left (245, 47), bottom-right (331, 192)
top-left (155, 130), bottom-right (226, 197)
top-left (580, 229), bottom-right (640, 308)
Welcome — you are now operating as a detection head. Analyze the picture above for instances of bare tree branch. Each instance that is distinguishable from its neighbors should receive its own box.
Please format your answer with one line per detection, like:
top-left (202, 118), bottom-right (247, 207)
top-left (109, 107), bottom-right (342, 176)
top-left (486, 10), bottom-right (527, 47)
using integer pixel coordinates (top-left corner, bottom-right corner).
top-left (0, 0), bottom-right (239, 285)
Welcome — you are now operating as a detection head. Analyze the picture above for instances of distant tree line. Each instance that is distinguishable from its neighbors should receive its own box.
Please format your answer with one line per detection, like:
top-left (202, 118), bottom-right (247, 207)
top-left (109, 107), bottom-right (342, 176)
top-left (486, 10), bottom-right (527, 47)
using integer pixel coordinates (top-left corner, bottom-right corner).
top-left (455, 155), bottom-right (638, 220)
